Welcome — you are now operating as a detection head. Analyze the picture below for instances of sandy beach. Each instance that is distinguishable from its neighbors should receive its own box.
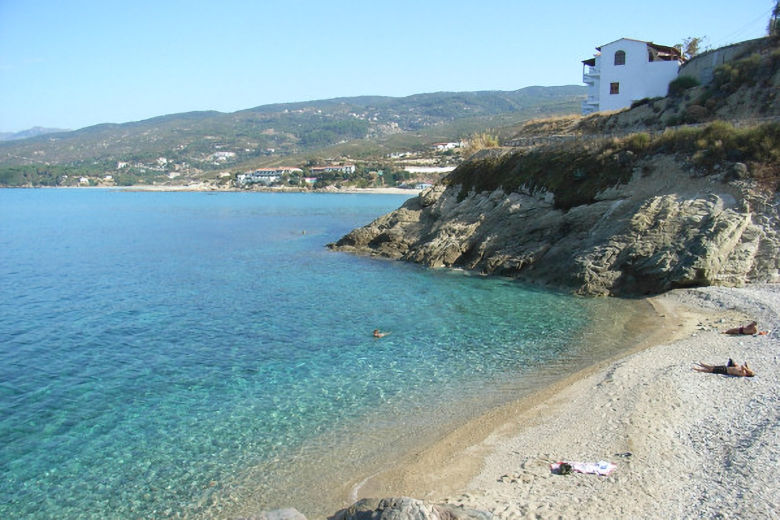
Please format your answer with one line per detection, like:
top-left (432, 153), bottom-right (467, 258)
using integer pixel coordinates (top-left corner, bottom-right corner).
top-left (346, 284), bottom-right (779, 519)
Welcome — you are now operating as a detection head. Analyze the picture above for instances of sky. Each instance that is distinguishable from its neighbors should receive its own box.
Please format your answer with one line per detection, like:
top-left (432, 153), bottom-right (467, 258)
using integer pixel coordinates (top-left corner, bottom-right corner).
top-left (0, 0), bottom-right (774, 132)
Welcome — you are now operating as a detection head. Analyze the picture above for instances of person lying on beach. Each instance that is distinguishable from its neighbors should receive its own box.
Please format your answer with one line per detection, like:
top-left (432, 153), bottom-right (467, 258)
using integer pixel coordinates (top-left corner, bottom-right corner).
top-left (693, 361), bottom-right (755, 377)
top-left (723, 321), bottom-right (758, 335)
top-left (373, 329), bottom-right (390, 338)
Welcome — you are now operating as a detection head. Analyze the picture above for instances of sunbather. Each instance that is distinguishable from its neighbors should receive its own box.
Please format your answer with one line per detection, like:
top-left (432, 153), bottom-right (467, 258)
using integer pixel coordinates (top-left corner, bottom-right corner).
top-left (693, 361), bottom-right (754, 377)
top-left (723, 321), bottom-right (757, 335)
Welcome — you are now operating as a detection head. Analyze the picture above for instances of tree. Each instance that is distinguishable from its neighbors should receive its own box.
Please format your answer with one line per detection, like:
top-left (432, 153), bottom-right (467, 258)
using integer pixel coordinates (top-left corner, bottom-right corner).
top-left (770, 0), bottom-right (780, 38)
top-left (675, 37), bottom-right (706, 60)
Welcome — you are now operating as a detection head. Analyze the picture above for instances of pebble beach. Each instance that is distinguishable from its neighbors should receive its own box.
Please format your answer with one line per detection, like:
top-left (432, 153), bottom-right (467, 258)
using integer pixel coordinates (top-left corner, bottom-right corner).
top-left (349, 284), bottom-right (779, 519)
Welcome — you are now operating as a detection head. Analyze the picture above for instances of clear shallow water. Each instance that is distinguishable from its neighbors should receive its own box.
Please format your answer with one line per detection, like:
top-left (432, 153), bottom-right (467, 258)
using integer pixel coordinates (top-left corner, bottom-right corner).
top-left (0, 189), bottom-right (645, 519)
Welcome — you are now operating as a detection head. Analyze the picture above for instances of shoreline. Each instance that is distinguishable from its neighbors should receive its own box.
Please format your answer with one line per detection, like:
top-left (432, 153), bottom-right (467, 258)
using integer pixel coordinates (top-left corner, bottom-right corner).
top-left (338, 285), bottom-right (778, 518)
top-left (7, 184), bottom-right (419, 195)
top-left (341, 291), bottom-right (704, 506)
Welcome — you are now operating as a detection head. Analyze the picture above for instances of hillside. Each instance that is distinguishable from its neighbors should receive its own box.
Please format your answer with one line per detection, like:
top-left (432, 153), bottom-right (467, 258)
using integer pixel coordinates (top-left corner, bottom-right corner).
top-left (330, 39), bottom-right (780, 296)
top-left (0, 86), bottom-right (584, 187)
top-left (0, 127), bottom-right (69, 142)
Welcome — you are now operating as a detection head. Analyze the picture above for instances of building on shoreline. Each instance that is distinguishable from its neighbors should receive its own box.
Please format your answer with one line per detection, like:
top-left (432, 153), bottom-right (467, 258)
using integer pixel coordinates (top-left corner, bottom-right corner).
top-left (581, 38), bottom-right (683, 115)
top-left (310, 164), bottom-right (356, 175)
top-left (237, 167), bottom-right (302, 186)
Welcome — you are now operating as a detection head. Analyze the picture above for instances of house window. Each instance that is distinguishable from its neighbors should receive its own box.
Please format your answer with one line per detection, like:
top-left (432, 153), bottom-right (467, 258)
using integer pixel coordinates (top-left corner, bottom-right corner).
top-left (614, 50), bottom-right (626, 66)
top-left (610, 82), bottom-right (620, 95)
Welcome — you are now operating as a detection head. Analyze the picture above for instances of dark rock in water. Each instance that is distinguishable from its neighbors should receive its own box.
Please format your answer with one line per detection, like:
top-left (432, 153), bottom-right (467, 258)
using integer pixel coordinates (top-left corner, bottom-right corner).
top-left (330, 497), bottom-right (495, 520)
top-left (237, 508), bottom-right (307, 520)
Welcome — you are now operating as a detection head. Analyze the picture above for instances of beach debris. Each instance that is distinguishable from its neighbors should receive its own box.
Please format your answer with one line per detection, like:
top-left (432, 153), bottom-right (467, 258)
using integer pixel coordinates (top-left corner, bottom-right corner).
top-left (550, 461), bottom-right (617, 476)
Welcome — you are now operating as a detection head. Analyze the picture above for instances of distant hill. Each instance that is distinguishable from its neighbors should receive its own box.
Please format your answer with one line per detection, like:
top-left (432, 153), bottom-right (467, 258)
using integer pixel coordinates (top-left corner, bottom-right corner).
top-left (0, 86), bottom-right (585, 186)
top-left (0, 127), bottom-right (70, 142)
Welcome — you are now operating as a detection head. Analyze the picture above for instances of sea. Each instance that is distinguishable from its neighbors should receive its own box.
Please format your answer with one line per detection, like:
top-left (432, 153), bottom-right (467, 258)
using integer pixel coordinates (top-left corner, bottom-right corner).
top-left (0, 188), bottom-right (649, 519)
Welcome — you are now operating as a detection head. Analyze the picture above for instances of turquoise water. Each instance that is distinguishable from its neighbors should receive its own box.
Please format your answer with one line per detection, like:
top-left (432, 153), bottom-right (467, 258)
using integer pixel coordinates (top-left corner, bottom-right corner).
top-left (0, 189), bottom-right (644, 519)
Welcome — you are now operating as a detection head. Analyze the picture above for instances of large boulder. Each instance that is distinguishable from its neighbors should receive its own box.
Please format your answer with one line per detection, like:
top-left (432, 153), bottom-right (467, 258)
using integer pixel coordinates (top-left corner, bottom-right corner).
top-left (330, 497), bottom-right (494, 520)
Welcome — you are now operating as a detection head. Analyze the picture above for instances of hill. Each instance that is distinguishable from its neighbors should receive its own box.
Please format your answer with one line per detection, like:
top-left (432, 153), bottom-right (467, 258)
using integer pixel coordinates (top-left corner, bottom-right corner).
top-left (0, 86), bottom-right (585, 187)
top-left (0, 127), bottom-right (70, 142)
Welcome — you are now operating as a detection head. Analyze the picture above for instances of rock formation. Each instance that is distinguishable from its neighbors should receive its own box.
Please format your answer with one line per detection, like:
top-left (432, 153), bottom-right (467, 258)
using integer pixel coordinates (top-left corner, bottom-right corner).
top-left (330, 497), bottom-right (494, 520)
top-left (238, 498), bottom-right (493, 520)
top-left (330, 150), bottom-right (779, 296)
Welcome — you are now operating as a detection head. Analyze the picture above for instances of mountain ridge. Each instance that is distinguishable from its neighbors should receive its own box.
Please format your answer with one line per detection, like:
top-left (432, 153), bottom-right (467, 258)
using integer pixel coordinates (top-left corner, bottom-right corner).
top-left (0, 86), bottom-right (585, 187)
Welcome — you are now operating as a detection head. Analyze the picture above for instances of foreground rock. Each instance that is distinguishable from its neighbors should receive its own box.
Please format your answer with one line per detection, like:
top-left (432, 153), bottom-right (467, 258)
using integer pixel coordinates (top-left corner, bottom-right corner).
top-left (238, 498), bottom-right (493, 520)
top-left (329, 153), bottom-right (779, 296)
top-left (331, 497), bottom-right (494, 520)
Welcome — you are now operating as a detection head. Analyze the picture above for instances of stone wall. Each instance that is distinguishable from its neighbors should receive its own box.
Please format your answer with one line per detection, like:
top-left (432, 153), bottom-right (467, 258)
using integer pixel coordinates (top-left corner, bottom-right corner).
top-left (678, 37), bottom-right (769, 85)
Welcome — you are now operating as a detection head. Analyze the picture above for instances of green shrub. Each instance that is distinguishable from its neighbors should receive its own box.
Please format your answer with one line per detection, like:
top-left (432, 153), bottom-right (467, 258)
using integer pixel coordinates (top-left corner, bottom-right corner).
top-left (668, 75), bottom-right (700, 97)
top-left (630, 97), bottom-right (652, 109)
top-left (462, 132), bottom-right (500, 157)
top-left (625, 132), bottom-right (651, 151)
top-left (682, 105), bottom-right (711, 124)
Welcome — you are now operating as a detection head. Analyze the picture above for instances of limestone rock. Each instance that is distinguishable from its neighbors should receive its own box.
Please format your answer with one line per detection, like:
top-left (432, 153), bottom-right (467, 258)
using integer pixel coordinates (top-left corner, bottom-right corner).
top-left (328, 155), bottom-right (779, 296)
top-left (330, 497), bottom-right (494, 520)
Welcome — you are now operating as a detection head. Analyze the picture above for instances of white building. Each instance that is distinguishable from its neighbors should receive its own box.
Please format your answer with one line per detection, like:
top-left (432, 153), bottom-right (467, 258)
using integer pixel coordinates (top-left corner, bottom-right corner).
top-left (431, 142), bottom-right (461, 151)
top-left (237, 167), bottom-right (303, 186)
top-left (582, 38), bottom-right (683, 115)
top-left (310, 164), bottom-right (356, 175)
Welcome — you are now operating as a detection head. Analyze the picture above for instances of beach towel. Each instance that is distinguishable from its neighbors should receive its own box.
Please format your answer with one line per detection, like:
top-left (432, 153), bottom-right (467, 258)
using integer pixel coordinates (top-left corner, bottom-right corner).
top-left (550, 460), bottom-right (616, 476)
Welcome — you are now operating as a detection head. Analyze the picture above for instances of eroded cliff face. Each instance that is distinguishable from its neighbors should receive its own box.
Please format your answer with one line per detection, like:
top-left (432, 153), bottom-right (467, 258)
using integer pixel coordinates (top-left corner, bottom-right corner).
top-left (329, 156), bottom-right (779, 296)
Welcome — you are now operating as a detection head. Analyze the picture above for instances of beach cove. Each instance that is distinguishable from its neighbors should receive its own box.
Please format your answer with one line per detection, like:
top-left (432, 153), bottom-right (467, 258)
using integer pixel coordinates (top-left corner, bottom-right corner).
top-left (331, 284), bottom-right (779, 520)
top-left (0, 188), bottom-right (679, 520)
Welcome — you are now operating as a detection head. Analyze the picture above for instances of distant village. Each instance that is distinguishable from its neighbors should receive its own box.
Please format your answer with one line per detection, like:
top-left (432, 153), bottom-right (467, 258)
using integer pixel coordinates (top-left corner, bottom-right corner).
top-left (68, 140), bottom-right (464, 190)
top-left (234, 141), bottom-right (461, 190)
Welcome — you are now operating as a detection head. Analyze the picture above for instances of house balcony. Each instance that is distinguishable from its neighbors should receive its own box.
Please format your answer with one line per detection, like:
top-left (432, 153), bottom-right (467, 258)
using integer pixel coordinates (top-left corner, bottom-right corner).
top-left (581, 97), bottom-right (599, 115)
top-left (582, 66), bottom-right (600, 84)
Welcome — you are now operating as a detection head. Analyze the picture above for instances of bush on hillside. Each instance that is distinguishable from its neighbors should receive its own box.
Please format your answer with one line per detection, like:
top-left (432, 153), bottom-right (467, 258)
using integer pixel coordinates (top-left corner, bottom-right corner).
top-left (682, 104), bottom-right (711, 124)
top-left (447, 121), bottom-right (780, 208)
top-left (668, 75), bottom-right (700, 97)
top-left (462, 132), bottom-right (499, 157)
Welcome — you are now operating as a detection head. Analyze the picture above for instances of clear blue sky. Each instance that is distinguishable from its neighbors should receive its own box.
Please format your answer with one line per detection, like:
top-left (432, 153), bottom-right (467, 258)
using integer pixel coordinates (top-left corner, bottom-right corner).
top-left (0, 0), bottom-right (774, 132)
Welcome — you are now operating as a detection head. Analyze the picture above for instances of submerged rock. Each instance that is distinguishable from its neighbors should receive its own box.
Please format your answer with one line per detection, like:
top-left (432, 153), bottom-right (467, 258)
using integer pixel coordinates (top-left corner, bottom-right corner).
top-left (237, 508), bottom-right (307, 520)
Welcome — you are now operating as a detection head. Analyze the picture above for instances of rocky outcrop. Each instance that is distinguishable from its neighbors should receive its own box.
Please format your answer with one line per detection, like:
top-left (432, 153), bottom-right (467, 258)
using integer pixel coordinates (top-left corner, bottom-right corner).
top-left (237, 498), bottom-right (493, 520)
top-left (329, 155), bottom-right (779, 296)
top-left (330, 497), bottom-right (494, 520)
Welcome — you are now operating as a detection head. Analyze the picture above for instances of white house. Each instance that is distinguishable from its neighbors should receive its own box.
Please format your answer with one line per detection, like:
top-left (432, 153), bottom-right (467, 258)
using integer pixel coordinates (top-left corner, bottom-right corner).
top-left (237, 167), bottom-right (303, 186)
top-left (582, 38), bottom-right (683, 115)
top-left (310, 164), bottom-right (356, 175)
top-left (431, 142), bottom-right (461, 152)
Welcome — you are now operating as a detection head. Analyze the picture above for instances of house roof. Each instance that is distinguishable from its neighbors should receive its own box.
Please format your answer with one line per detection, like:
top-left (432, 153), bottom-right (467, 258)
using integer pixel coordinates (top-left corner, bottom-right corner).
top-left (596, 38), bottom-right (681, 55)
top-left (586, 38), bottom-right (683, 62)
